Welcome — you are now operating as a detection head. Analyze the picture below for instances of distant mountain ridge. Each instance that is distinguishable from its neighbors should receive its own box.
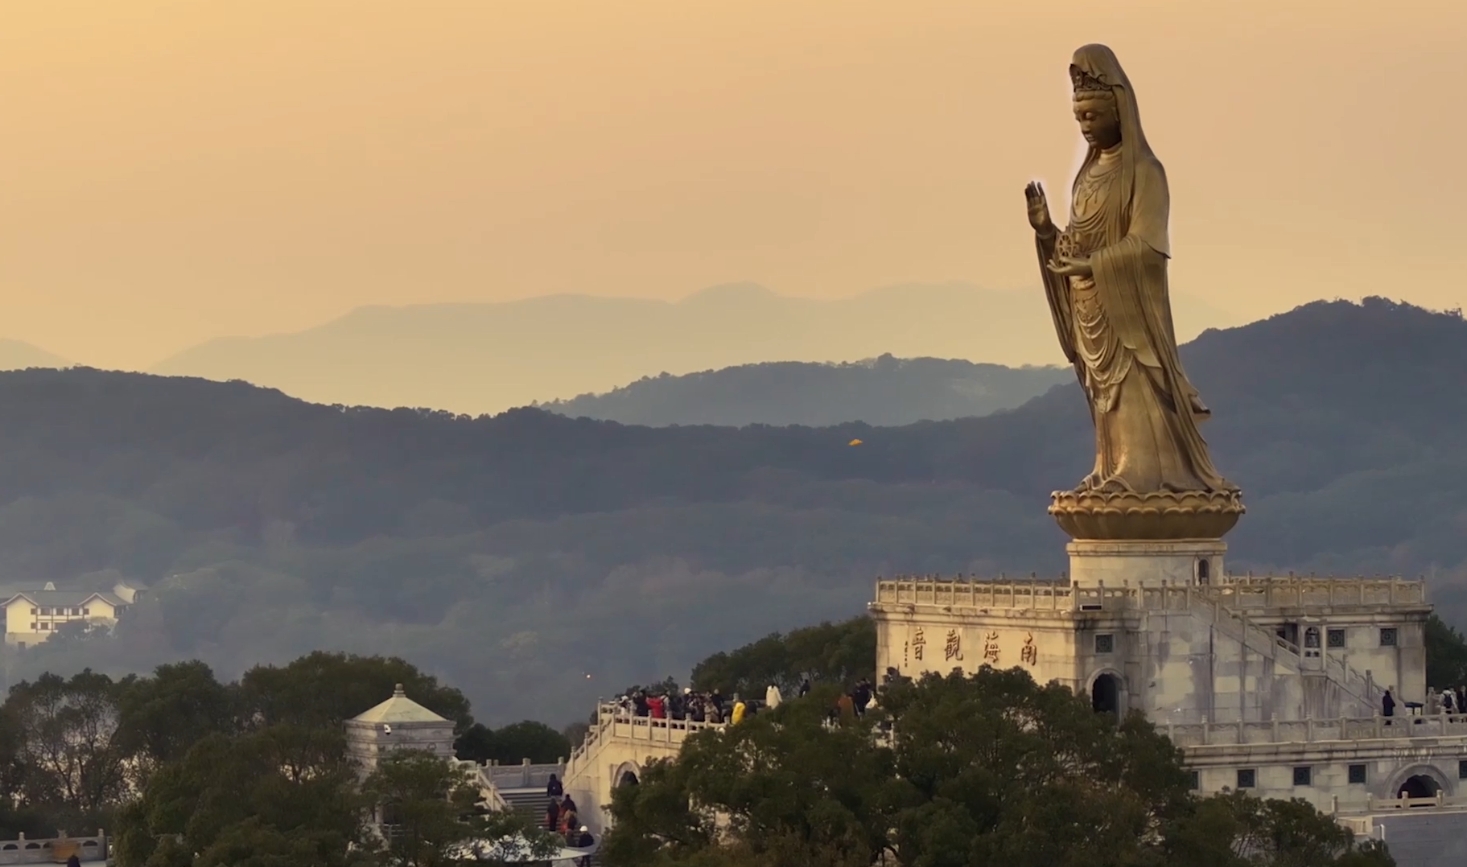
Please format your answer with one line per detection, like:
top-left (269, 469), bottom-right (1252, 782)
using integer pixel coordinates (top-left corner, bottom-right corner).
top-left (0, 339), bottom-right (69, 371)
top-left (539, 355), bottom-right (1072, 426)
top-left (148, 283), bottom-right (1238, 415)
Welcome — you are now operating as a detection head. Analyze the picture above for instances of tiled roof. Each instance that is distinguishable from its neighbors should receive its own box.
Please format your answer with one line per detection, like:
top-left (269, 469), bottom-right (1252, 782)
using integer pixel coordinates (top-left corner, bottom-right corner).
top-left (352, 684), bottom-right (451, 724)
top-left (1, 591), bottom-right (126, 608)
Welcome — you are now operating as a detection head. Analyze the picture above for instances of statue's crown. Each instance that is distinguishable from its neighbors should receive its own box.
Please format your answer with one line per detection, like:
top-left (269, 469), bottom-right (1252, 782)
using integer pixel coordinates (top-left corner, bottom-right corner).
top-left (1070, 66), bottom-right (1113, 98)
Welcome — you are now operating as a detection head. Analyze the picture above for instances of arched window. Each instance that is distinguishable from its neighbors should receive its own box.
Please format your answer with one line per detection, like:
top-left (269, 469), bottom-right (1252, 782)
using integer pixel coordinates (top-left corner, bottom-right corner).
top-left (1304, 627), bottom-right (1321, 649)
top-left (1197, 559), bottom-right (1210, 583)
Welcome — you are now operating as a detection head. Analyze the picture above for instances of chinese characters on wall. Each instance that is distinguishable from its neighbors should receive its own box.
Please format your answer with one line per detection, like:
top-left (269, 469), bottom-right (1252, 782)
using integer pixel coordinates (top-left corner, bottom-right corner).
top-left (1020, 632), bottom-right (1038, 666)
top-left (904, 627), bottom-right (1041, 670)
top-left (982, 631), bottom-right (1000, 664)
top-left (944, 629), bottom-right (963, 662)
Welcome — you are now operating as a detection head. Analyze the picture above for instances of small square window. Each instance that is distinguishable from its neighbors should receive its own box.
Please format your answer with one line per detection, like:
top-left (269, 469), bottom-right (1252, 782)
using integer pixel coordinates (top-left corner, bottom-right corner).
top-left (40, 608), bottom-right (50, 616)
top-left (1095, 634), bottom-right (1114, 654)
top-left (1327, 628), bottom-right (1345, 648)
top-left (1380, 628), bottom-right (1398, 647)
top-left (1187, 770), bottom-right (1199, 790)
top-left (83, 608), bottom-right (90, 616)
top-left (29, 623), bottom-right (37, 631)
top-left (39, 623), bottom-right (49, 631)
top-left (1349, 764), bottom-right (1367, 784)
top-left (1458, 760), bottom-right (1467, 780)
top-left (1237, 769), bottom-right (1256, 789)
top-left (1293, 766), bottom-right (1311, 786)
top-left (29, 608), bottom-right (37, 616)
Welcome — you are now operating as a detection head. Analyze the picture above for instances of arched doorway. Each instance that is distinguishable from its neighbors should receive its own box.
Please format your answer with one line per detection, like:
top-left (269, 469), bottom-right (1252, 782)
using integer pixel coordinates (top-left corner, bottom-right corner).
top-left (1398, 774), bottom-right (1441, 802)
top-left (1092, 673), bottom-right (1120, 715)
top-left (617, 769), bottom-right (639, 787)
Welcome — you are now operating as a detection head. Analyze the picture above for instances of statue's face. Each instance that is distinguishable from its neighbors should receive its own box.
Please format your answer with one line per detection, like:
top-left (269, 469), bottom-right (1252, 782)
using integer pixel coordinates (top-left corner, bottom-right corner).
top-left (1073, 97), bottom-right (1121, 149)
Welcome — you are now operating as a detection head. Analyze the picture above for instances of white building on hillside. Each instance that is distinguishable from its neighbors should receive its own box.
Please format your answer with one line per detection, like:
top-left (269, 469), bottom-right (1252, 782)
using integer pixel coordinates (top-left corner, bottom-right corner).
top-left (2, 582), bottom-right (132, 648)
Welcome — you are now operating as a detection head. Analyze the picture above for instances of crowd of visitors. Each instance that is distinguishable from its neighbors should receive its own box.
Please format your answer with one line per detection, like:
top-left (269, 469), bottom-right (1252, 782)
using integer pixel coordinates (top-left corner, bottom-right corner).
top-left (542, 773), bottom-right (593, 864)
top-left (610, 675), bottom-right (879, 727)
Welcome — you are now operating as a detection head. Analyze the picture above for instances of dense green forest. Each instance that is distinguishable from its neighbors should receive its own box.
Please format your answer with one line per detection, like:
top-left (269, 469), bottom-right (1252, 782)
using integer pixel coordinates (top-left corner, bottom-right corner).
top-left (539, 356), bottom-right (1070, 426)
top-left (1, 297), bottom-right (1466, 725)
top-left (0, 651), bottom-right (568, 865)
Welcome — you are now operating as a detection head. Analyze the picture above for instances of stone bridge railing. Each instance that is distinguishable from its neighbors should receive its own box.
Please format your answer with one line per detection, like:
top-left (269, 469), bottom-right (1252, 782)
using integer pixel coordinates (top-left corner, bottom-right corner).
top-left (563, 704), bottom-right (726, 783)
top-left (1169, 713), bottom-right (1467, 747)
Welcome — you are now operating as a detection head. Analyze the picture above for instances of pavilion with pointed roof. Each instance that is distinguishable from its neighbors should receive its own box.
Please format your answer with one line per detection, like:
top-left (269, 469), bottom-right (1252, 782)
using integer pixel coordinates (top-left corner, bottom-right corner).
top-left (345, 683), bottom-right (456, 775)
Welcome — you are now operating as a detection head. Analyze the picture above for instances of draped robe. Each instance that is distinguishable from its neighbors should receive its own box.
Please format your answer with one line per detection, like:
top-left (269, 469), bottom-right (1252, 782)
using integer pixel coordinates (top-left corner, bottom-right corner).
top-left (1035, 45), bottom-right (1236, 496)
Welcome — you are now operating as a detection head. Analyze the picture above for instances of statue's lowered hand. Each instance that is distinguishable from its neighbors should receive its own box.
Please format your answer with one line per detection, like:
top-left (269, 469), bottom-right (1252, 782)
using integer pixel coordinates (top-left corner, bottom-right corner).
top-left (1025, 181), bottom-right (1054, 234)
top-left (1047, 255), bottom-right (1093, 278)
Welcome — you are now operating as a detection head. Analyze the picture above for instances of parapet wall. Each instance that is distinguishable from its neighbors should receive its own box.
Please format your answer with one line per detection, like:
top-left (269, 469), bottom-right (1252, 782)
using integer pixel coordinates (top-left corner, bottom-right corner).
top-left (873, 576), bottom-right (1427, 614)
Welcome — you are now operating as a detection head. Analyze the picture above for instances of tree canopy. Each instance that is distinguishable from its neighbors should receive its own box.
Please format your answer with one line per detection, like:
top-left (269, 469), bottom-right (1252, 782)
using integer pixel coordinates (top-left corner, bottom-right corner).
top-left (0, 650), bottom-right (567, 863)
top-left (603, 667), bottom-right (1395, 867)
top-left (689, 617), bottom-right (876, 696)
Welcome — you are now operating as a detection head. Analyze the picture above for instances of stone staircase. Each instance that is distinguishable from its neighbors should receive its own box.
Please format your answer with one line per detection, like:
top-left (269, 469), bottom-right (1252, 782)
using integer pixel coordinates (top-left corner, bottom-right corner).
top-left (1193, 592), bottom-right (1382, 718)
top-left (499, 786), bottom-right (553, 828)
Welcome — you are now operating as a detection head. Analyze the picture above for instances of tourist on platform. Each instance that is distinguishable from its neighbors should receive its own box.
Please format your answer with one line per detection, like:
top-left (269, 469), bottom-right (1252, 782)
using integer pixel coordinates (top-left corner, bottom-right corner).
top-left (65, 857), bottom-right (79, 867)
top-left (766, 683), bottom-right (783, 710)
top-left (731, 695), bottom-right (747, 724)
top-left (798, 677), bottom-right (812, 697)
top-left (852, 679), bottom-right (873, 717)
top-left (1382, 688), bottom-right (1396, 724)
top-left (559, 804), bottom-right (579, 835)
top-left (688, 692), bottom-right (706, 723)
top-left (633, 691), bottom-right (650, 718)
top-left (1442, 688), bottom-right (1457, 715)
top-left (669, 690), bottom-right (687, 721)
top-left (1427, 687), bottom-right (1441, 716)
top-left (836, 691), bottom-right (855, 721)
top-left (546, 798), bottom-right (561, 832)
top-left (546, 773), bottom-right (563, 801)
top-left (648, 693), bottom-right (666, 720)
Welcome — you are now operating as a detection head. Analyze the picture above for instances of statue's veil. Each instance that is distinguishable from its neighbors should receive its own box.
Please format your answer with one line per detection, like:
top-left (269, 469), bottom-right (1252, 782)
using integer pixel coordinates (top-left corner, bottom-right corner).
top-left (1069, 44), bottom-right (1168, 257)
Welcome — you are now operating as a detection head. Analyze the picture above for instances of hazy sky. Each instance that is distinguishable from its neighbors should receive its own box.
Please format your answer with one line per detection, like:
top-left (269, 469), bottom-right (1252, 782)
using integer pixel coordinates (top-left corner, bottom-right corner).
top-left (2, 0), bottom-right (1461, 369)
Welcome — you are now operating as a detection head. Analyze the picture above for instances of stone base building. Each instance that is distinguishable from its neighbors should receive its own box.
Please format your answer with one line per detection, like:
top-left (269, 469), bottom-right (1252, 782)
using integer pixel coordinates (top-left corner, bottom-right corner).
top-left (868, 539), bottom-right (1467, 821)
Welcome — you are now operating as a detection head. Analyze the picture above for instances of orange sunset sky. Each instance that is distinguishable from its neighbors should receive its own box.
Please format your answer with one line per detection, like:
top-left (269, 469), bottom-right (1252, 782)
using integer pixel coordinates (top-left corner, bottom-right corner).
top-left (1, 0), bottom-right (1461, 370)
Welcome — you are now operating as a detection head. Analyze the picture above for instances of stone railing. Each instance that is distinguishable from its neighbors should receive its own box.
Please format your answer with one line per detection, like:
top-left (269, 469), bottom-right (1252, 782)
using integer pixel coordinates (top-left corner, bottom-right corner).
top-left (563, 703), bottom-right (726, 783)
top-left (1168, 713), bottom-right (1467, 747)
top-left (873, 576), bottom-right (1427, 614)
top-left (478, 758), bottom-right (565, 791)
top-left (1367, 791), bottom-right (1467, 811)
top-left (0, 833), bottom-right (106, 864)
top-left (1207, 576), bottom-right (1427, 610)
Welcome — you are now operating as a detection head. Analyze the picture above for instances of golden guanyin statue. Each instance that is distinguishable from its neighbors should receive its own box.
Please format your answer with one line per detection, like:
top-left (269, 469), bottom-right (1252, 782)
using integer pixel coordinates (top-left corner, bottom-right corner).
top-left (1024, 44), bottom-right (1243, 540)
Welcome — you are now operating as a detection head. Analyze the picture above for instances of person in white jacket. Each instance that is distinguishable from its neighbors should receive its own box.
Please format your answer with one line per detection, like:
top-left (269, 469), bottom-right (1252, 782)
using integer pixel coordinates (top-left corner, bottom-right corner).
top-left (765, 684), bottom-right (782, 710)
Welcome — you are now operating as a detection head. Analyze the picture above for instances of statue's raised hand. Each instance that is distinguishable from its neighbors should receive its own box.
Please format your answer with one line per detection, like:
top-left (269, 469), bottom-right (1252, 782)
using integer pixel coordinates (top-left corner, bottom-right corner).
top-left (1025, 182), bottom-right (1054, 235)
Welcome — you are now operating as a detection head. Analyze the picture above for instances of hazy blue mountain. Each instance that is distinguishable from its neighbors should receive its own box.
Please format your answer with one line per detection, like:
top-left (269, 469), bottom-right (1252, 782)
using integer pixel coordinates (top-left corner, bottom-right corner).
top-left (540, 356), bottom-right (1072, 426)
top-left (5, 297), bottom-right (1461, 727)
top-left (149, 283), bottom-right (1238, 415)
top-left (0, 339), bottom-right (68, 371)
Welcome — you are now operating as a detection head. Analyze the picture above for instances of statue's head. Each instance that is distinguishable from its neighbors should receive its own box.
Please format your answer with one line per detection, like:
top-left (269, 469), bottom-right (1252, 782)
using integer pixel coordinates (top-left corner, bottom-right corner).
top-left (1071, 65), bottom-right (1121, 150)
